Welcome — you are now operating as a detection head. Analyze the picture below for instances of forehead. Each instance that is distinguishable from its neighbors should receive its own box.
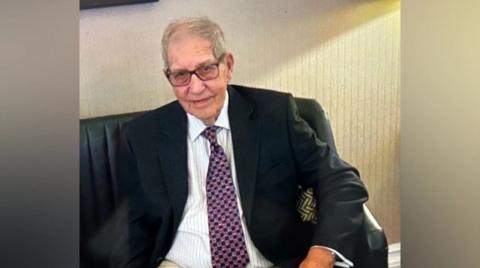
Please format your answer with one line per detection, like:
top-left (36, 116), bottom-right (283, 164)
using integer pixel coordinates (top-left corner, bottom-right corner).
top-left (167, 33), bottom-right (215, 69)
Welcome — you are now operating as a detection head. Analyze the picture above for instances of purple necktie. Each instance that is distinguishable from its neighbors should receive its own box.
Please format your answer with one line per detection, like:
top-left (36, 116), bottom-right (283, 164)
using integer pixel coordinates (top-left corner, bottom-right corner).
top-left (202, 126), bottom-right (250, 268)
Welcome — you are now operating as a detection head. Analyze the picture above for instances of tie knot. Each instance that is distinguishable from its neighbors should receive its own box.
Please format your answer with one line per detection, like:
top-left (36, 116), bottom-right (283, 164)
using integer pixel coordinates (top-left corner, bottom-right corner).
top-left (202, 126), bottom-right (219, 144)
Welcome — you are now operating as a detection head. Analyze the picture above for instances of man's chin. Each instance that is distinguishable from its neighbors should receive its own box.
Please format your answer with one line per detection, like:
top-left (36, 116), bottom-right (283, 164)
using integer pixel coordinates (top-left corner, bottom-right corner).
top-left (189, 111), bottom-right (215, 124)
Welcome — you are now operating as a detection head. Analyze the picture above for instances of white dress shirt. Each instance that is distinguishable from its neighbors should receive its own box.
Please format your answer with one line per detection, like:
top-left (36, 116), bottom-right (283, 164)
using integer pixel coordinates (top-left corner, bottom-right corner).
top-left (165, 93), bottom-right (273, 268)
top-left (165, 92), bottom-right (353, 268)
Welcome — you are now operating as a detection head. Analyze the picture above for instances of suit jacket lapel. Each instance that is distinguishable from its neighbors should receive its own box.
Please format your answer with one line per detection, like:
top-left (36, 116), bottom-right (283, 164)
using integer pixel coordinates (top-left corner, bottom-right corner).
top-left (156, 103), bottom-right (189, 230)
top-left (228, 86), bottom-right (260, 226)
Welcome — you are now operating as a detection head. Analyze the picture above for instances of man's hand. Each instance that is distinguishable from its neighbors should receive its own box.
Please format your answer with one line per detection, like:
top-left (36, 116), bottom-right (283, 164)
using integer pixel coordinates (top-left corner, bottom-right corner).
top-left (299, 247), bottom-right (335, 268)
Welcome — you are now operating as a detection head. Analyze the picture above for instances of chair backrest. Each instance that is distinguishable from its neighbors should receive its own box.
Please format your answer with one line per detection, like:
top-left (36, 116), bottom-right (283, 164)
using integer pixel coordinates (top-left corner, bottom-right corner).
top-left (80, 98), bottom-right (387, 268)
top-left (80, 112), bottom-right (142, 267)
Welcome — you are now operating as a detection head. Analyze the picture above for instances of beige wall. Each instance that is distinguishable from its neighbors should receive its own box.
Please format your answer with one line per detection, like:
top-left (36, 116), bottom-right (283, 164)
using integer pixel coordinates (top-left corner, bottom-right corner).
top-left (401, 0), bottom-right (480, 266)
top-left (80, 0), bottom-right (400, 242)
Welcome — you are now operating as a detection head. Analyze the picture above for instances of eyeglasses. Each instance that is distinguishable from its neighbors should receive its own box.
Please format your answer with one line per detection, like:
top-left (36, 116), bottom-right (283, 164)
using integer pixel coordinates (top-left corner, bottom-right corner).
top-left (164, 54), bottom-right (225, 87)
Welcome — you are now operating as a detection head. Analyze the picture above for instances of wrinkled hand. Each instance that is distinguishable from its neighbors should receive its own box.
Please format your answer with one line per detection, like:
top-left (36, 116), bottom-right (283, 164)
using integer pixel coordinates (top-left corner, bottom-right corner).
top-left (298, 247), bottom-right (335, 268)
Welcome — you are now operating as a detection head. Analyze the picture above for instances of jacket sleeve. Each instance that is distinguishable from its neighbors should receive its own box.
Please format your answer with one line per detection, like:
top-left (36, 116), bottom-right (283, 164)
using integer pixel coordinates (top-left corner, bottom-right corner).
top-left (285, 94), bottom-right (369, 260)
top-left (109, 126), bottom-right (158, 268)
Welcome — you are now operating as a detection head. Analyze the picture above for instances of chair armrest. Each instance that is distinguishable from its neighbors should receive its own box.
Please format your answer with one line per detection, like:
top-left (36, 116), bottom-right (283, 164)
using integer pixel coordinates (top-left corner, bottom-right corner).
top-left (357, 205), bottom-right (388, 268)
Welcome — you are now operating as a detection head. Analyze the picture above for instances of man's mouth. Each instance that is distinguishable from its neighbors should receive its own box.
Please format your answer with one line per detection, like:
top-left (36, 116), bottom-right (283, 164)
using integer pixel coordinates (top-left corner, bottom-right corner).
top-left (191, 96), bottom-right (212, 106)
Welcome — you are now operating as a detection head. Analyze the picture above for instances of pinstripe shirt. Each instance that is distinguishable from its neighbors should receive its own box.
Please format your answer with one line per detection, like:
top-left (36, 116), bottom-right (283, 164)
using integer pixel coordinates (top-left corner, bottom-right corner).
top-left (165, 94), bottom-right (273, 267)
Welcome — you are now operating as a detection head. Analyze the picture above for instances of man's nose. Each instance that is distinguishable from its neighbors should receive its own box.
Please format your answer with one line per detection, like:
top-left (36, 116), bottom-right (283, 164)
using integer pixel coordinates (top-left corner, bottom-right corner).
top-left (189, 73), bottom-right (205, 94)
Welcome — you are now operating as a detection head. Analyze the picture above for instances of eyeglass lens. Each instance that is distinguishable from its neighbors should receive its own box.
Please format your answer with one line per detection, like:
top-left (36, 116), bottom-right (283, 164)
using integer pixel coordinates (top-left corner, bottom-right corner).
top-left (168, 63), bottom-right (219, 86)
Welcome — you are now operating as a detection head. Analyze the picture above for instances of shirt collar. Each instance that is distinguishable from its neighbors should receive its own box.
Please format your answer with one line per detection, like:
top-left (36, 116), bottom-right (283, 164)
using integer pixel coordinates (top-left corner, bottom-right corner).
top-left (187, 91), bottom-right (230, 141)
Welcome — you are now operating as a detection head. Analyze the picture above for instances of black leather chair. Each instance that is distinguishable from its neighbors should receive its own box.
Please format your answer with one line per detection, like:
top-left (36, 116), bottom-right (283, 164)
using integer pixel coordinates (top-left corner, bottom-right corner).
top-left (80, 98), bottom-right (388, 268)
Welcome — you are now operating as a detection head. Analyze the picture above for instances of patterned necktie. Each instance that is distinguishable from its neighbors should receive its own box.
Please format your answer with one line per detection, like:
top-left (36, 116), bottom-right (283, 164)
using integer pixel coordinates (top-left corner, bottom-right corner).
top-left (202, 126), bottom-right (250, 268)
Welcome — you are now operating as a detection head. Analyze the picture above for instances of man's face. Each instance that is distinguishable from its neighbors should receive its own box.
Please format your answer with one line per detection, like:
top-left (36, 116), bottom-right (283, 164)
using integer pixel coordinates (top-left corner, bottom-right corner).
top-left (166, 33), bottom-right (234, 126)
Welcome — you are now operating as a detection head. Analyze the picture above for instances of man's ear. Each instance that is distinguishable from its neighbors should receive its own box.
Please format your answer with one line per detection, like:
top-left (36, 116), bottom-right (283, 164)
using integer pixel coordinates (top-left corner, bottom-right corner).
top-left (224, 53), bottom-right (234, 80)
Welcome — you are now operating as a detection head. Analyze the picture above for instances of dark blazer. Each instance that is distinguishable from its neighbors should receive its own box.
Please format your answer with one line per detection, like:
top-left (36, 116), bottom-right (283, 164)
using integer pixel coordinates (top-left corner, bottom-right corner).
top-left (111, 84), bottom-right (368, 268)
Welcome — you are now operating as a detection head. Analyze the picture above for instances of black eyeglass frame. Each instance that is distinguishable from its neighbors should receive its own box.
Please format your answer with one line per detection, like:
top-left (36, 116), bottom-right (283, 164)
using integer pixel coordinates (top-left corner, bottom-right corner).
top-left (164, 53), bottom-right (226, 86)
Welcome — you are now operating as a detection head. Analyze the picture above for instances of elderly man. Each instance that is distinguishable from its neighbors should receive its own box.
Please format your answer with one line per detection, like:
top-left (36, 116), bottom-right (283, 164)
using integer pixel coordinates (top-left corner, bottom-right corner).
top-left (111, 17), bottom-right (368, 268)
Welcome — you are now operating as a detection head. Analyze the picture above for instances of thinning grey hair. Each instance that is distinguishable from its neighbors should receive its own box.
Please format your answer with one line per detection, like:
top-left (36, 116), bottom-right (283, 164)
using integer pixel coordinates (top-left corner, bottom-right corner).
top-left (161, 16), bottom-right (228, 68)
